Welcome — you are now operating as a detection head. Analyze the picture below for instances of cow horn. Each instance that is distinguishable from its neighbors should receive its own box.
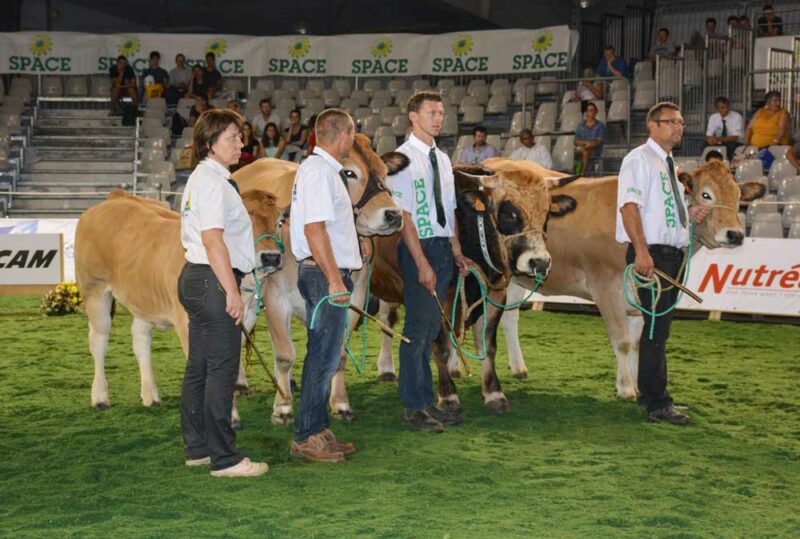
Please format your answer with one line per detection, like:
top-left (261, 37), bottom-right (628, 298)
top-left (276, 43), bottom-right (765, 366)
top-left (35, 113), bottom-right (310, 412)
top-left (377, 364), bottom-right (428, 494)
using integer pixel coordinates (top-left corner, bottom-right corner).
top-left (459, 172), bottom-right (502, 189)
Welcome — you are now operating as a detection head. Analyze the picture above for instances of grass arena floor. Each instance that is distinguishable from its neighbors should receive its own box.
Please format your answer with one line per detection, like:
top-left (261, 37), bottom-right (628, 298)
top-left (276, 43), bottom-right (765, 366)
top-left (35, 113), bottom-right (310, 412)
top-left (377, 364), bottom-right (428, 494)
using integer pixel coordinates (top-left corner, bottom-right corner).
top-left (1, 295), bottom-right (799, 538)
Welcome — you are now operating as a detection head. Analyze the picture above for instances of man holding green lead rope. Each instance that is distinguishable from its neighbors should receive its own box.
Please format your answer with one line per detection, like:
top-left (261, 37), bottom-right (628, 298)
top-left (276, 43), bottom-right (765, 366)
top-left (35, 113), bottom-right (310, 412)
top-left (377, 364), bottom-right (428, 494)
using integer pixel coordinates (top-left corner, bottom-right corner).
top-left (617, 102), bottom-right (709, 426)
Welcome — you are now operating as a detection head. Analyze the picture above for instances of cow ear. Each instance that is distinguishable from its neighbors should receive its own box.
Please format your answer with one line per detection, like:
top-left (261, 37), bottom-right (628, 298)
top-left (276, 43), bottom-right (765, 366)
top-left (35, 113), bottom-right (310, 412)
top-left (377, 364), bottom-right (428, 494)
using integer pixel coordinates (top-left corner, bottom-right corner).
top-left (549, 194), bottom-right (577, 217)
top-left (280, 205), bottom-right (291, 222)
top-left (739, 181), bottom-right (767, 202)
top-left (381, 152), bottom-right (410, 176)
top-left (478, 175), bottom-right (502, 189)
top-left (679, 172), bottom-right (694, 194)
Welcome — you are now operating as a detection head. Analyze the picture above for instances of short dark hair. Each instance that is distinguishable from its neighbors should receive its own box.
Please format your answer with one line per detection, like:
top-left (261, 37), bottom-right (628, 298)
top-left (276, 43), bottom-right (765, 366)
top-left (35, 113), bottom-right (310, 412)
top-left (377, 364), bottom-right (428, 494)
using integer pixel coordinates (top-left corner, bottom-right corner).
top-left (585, 101), bottom-right (598, 113)
top-left (727, 15), bottom-right (738, 23)
top-left (205, 52), bottom-right (216, 60)
top-left (714, 96), bottom-right (730, 106)
top-left (763, 4), bottom-right (774, 11)
top-left (406, 91), bottom-right (442, 115)
top-left (259, 97), bottom-right (272, 107)
top-left (706, 17), bottom-right (717, 25)
top-left (705, 150), bottom-right (724, 162)
top-left (175, 53), bottom-right (185, 61)
top-left (519, 128), bottom-right (533, 137)
top-left (290, 108), bottom-right (301, 117)
top-left (658, 27), bottom-right (669, 35)
top-left (116, 55), bottom-right (127, 62)
top-left (647, 101), bottom-right (681, 123)
top-left (764, 90), bottom-right (781, 101)
top-left (315, 108), bottom-right (354, 145)
top-left (149, 51), bottom-right (160, 60)
top-left (739, 15), bottom-right (749, 21)
top-left (193, 109), bottom-right (243, 160)
top-left (604, 45), bottom-right (615, 52)
top-left (472, 125), bottom-right (487, 136)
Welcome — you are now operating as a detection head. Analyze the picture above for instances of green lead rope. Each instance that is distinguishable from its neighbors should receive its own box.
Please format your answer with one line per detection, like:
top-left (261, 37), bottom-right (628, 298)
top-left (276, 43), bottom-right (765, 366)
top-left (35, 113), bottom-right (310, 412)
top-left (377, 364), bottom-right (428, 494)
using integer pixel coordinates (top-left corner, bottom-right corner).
top-left (248, 232), bottom-right (286, 314)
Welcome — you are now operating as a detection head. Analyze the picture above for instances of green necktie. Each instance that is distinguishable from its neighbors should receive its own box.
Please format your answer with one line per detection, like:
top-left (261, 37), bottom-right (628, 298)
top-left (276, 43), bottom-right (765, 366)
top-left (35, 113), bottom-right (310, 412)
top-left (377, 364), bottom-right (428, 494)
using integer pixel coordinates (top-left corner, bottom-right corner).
top-left (666, 155), bottom-right (687, 228)
top-left (721, 118), bottom-right (728, 137)
top-left (428, 147), bottom-right (446, 227)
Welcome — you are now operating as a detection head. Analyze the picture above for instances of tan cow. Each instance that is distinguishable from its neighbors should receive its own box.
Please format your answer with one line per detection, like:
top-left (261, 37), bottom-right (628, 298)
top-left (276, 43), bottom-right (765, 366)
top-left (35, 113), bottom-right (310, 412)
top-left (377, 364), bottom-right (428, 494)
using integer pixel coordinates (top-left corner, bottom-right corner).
top-left (76, 189), bottom-right (284, 410)
top-left (232, 134), bottom-right (406, 424)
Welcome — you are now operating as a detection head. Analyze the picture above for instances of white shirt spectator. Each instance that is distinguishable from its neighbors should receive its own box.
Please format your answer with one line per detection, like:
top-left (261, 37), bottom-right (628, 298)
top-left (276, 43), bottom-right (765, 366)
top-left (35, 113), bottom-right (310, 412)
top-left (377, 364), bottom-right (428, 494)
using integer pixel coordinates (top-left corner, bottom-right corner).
top-left (180, 158), bottom-right (256, 272)
top-left (251, 111), bottom-right (282, 138)
top-left (289, 147), bottom-right (362, 270)
top-left (705, 110), bottom-right (743, 140)
top-left (387, 133), bottom-right (457, 239)
top-left (616, 138), bottom-right (689, 248)
top-left (510, 144), bottom-right (553, 169)
top-left (169, 66), bottom-right (191, 88)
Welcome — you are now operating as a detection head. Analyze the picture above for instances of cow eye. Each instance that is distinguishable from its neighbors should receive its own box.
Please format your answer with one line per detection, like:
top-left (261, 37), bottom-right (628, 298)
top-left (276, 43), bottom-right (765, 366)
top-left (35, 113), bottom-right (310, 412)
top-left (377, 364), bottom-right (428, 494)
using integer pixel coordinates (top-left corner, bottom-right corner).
top-left (497, 201), bottom-right (524, 235)
top-left (702, 192), bottom-right (712, 200)
top-left (342, 169), bottom-right (358, 180)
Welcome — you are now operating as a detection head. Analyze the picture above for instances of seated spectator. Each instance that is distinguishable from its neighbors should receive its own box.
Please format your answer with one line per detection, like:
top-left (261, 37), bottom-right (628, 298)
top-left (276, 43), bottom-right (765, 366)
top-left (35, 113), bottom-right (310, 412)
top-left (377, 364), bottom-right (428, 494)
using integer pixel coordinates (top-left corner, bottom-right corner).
top-left (261, 122), bottom-right (286, 159)
top-left (166, 53), bottom-right (191, 105)
top-left (188, 94), bottom-right (210, 128)
top-left (705, 149), bottom-right (724, 163)
top-left (283, 109), bottom-right (308, 162)
top-left (187, 65), bottom-right (209, 101)
top-left (305, 114), bottom-right (318, 158)
top-left (574, 102), bottom-right (605, 174)
top-left (510, 129), bottom-right (552, 169)
top-left (251, 98), bottom-right (281, 138)
top-left (647, 28), bottom-right (676, 62)
top-left (576, 68), bottom-right (604, 105)
top-left (141, 50), bottom-right (169, 100)
top-left (727, 15), bottom-right (739, 30)
top-left (744, 91), bottom-right (790, 149)
top-left (226, 100), bottom-right (241, 114)
top-left (237, 121), bottom-right (263, 167)
top-left (705, 97), bottom-right (743, 159)
top-left (203, 52), bottom-right (223, 98)
top-left (596, 46), bottom-right (629, 78)
top-left (109, 55), bottom-right (137, 115)
top-left (457, 125), bottom-right (498, 164)
top-left (757, 4), bottom-right (783, 36)
top-left (739, 14), bottom-right (751, 30)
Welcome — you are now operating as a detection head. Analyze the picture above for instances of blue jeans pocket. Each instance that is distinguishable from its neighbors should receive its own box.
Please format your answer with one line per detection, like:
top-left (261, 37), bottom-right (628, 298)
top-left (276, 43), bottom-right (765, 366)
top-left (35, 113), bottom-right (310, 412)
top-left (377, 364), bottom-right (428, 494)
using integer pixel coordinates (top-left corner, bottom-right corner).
top-left (179, 270), bottom-right (208, 314)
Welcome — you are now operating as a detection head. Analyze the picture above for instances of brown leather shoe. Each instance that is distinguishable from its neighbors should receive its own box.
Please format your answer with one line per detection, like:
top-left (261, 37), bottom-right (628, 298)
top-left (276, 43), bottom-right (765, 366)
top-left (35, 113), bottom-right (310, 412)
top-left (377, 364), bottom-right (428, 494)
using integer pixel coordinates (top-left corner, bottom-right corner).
top-left (321, 429), bottom-right (356, 455)
top-left (404, 409), bottom-right (444, 433)
top-left (291, 433), bottom-right (346, 463)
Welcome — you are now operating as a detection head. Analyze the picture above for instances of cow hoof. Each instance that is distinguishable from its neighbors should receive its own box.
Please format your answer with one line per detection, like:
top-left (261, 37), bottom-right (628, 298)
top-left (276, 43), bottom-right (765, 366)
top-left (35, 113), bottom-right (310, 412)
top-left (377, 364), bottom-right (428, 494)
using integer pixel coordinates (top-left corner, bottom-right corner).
top-left (377, 372), bottom-right (397, 382)
top-left (232, 418), bottom-right (242, 430)
top-left (271, 413), bottom-right (294, 427)
top-left (448, 370), bottom-right (462, 379)
top-left (486, 398), bottom-right (511, 414)
top-left (92, 402), bottom-right (110, 411)
top-left (616, 389), bottom-right (637, 401)
top-left (439, 400), bottom-right (462, 414)
top-left (235, 385), bottom-right (252, 395)
top-left (332, 409), bottom-right (357, 422)
top-left (512, 371), bottom-right (528, 380)
top-left (149, 400), bottom-right (161, 408)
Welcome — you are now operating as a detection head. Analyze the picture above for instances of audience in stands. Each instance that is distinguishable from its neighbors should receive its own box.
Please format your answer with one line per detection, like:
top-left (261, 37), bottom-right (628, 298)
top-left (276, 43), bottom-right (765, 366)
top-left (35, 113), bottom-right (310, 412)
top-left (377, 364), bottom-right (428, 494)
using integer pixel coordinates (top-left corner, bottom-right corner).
top-left (574, 102), bottom-right (605, 174)
top-left (305, 114), bottom-right (318, 157)
top-left (237, 121), bottom-right (263, 167)
top-left (727, 15), bottom-right (739, 30)
top-left (109, 55), bottom-right (137, 115)
top-left (785, 142), bottom-right (800, 173)
top-left (705, 97), bottom-right (743, 160)
top-left (705, 149), bottom-right (724, 163)
top-left (203, 52), bottom-right (223, 98)
top-left (457, 125), bottom-right (498, 164)
top-left (166, 53), bottom-right (191, 105)
top-left (251, 98), bottom-right (281, 138)
top-left (739, 14), bottom-right (751, 31)
top-left (596, 46), bottom-right (629, 78)
top-left (141, 50), bottom-right (169, 100)
top-left (188, 65), bottom-right (210, 101)
top-left (226, 100), bottom-right (241, 114)
top-left (647, 27), bottom-right (676, 61)
top-left (510, 129), bottom-right (552, 169)
top-left (188, 93), bottom-right (210, 128)
top-left (744, 91), bottom-right (790, 149)
top-left (283, 109), bottom-right (308, 162)
top-left (576, 68), bottom-right (604, 105)
top-left (757, 4), bottom-right (783, 36)
top-left (261, 122), bottom-right (286, 159)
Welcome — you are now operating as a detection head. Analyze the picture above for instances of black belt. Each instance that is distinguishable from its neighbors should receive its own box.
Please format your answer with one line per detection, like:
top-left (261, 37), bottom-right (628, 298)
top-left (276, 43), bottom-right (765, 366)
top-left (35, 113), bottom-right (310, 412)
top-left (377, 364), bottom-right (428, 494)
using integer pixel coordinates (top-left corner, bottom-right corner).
top-left (300, 258), bottom-right (352, 276)
top-left (187, 262), bottom-right (247, 278)
top-left (648, 244), bottom-right (684, 257)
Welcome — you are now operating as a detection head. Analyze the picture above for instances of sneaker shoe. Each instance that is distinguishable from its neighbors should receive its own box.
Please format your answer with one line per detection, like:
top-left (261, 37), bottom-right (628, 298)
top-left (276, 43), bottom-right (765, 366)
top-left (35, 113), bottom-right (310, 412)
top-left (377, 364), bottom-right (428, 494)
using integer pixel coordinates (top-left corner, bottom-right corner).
top-left (291, 433), bottom-right (346, 463)
top-left (185, 456), bottom-right (211, 467)
top-left (425, 405), bottom-right (462, 426)
top-left (648, 404), bottom-right (690, 425)
top-left (404, 410), bottom-right (444, 433)
top-left (320, 429), bottom-right (356, 455)
top-left (210, 457), bottom-right (269, 477)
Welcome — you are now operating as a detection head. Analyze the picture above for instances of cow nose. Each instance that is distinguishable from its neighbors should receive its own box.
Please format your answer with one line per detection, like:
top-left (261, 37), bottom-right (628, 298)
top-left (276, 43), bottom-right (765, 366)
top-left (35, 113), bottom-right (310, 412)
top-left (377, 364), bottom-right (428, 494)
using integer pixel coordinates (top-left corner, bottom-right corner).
top-left (260, 251), bottom-right (282, 269)
top-left (384, 209), bottom-right (402, 226)
top-left (726, 229), bottom-right (744, 245)
top-left (529, 258), bottom-right (551, 277)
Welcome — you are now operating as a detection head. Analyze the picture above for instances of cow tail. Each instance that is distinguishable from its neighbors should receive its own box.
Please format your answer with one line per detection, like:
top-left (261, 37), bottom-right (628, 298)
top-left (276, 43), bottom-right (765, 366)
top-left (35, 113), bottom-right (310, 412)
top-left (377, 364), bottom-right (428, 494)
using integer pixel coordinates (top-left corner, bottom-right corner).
top-left (110, 298), bottom-right (116, 319)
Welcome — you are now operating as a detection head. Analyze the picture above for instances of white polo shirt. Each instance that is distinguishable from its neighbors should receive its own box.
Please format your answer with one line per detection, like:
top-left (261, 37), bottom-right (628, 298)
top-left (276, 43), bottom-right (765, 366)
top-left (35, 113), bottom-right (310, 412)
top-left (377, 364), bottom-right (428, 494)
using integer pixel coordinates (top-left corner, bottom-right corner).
top-left (251, 111), bottom-right (283, 137)
top-left (509, 144), bottom-right (553, 169)
top-left (386, 133), bottom-right (456, 239)
top-left (180, 158), bottom-right (256, 273)
top-left (706, 110), bottom-right (743, 140)
top-left (289, 146), bottom-right (362, 270)
top-left (616, 138), bottom-right (689, 248)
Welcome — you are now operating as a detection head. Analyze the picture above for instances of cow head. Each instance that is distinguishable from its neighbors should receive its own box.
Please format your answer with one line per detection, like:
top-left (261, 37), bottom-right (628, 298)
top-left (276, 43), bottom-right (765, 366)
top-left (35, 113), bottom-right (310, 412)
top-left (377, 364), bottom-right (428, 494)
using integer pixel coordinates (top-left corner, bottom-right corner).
top-left (340, 134), bottom-right (407, 236)
top-left (241, 190), bottom-right (285, 275)
top-left (679, 161), bottom-right (766, 249)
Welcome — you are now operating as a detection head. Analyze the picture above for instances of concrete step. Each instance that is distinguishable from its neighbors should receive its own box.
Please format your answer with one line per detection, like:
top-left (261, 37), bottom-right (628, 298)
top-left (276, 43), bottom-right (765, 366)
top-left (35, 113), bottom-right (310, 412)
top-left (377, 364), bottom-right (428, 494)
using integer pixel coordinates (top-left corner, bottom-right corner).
top-left (17, 182), bottom-right (130, 192)
top-left (6, 208), bottom-right (85, 218)
top-left (36, 117), bottom-right (124, 128)
top-left (10, 195), bottom-right (106, 211)
top-left (24, 160), bottom-right (134, 173)
top-left (30, 137), bottom-right (135, 149)
top-left (32, 148), bottom-right (135, 161)
top-left (38, 109), bottom-right (117, 118)
top-left (20, 171), bottom-right (133, 183)
top-left (34, 126), bottom-right (133, 137)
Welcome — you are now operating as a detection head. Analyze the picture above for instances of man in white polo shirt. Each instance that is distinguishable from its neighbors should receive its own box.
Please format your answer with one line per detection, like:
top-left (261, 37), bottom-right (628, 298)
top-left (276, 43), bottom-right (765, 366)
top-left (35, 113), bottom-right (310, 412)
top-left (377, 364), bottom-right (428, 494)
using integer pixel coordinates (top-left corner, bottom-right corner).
top-left (289, 108), bottom-right (360, 462)
top-left (617, 102), bottom-right (709, 425)
top-left (704, 96), bottom-right (743, 160)
top-left (387, 91), bottom-right (469, 433)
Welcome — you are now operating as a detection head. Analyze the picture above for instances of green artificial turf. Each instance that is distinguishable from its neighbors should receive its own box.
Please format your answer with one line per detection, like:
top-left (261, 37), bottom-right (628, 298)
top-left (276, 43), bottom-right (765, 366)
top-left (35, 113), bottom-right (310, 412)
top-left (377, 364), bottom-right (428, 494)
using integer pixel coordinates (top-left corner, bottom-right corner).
top-left (1, 295), bottom-right (798, 538)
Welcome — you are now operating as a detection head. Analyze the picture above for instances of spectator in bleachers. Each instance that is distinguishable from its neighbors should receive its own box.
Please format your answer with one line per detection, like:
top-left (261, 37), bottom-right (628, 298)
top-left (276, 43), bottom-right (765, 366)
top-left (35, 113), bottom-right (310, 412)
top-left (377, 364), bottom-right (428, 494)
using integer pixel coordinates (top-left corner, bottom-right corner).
top-left (596, 46), bottom-right (629, 78)
top-left (647, 28), bottom-right (676, 62)
top-left (189, 93), bottom-right (210, 128)
top-left (726, 15), bottom-right (739, 30)
top-left (757, 4), bottom-right (783, 36)
top-left (109, 55), bottom-right (137, 115)
top-left (744, 91), bottom-right (790, 149)
top-left (574, 102), bottom-right (605, 174)
top-left (261, 122), bottom-right (286, 159)
top-left (705, 97), bottom-right (743, 159)
top-left (166, 53), bottom-right (191, 105)
top-left (704, 149), bottom-right (724, 163)
top-left (738, 14), bottom-right (751, 31)
top-left (283, 109), bottom-right (309, 162)
top-left (305, 114), bottom-right (318, 158)
top-left (226, 100), bottom-right (241, 114)
top-left (576, 68), bottom-right (604, 106)
top-left (251, 98), bottom-right (281, 138)
top-left (457, 125), bottom-right (498, 164)
top-left (237, 121), bottom-right (262, 168)
top-left (188, 65), bottom-right (210, 101)
top-left (141, 51), bottom-right (169, 100)
top-left (203, 52), bottom-right (223, 98)
top-left (510, 129), bottom-right (553, 169)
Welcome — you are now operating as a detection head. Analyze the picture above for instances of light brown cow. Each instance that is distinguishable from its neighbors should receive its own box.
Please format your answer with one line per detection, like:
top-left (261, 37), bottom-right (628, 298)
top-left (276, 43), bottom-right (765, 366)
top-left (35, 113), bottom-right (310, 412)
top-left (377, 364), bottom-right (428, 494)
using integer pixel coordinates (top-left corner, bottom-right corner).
top-left (76, 189), bottom-right (284, 409)
top-left (232, 134), bottom-right (407, 424)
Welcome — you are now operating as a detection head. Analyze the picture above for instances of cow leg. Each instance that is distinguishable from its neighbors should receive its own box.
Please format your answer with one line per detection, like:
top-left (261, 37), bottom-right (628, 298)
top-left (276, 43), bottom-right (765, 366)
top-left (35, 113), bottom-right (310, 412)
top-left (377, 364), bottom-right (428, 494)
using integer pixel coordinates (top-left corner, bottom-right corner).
top-left (446, 346), bottom-right (462, 379)
top-left (502, 281), bottom-right (528, 378)
top-left (376, 301), bottom-right (398, 382)
top-left (480, 303), bottom-right (510, 414)
top-left (131, 317), bottom-right (161, 407)
top-left (330, 270), bottom-right (368, 422)
top-left (433, 328), bottom-right (461, 413)
top-left (266, 300), bottom-right (296, 426)
top-left (87, 287), bottom-right (113, 409)
top-left (626, 314), bottom-right (645, 392)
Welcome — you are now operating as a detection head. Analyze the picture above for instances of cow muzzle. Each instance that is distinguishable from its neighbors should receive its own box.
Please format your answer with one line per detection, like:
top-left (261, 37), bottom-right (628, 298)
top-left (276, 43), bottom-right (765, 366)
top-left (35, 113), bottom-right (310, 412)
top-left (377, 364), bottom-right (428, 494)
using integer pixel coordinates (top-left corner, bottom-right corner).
top-left (258, 250), bottom-right (283, 274)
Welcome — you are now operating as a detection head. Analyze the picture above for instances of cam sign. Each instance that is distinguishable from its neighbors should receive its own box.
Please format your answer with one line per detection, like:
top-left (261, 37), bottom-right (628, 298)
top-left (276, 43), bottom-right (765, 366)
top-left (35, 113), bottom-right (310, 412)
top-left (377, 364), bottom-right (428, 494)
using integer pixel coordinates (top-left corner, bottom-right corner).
top-left (0, 234), bottom-right (63, 286)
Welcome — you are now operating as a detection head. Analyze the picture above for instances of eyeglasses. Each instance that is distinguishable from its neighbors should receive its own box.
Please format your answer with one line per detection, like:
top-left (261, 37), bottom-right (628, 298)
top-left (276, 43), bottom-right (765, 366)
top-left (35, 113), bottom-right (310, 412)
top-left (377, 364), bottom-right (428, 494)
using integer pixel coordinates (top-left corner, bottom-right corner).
top-left (654, 119), bottom-right (685, 126)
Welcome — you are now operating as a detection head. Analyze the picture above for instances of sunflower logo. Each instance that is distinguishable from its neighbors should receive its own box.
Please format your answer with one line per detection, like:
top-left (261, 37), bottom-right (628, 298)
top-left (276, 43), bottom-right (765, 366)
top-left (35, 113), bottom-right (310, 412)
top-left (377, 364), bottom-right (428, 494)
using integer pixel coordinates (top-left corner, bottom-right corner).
top-left (205, 37), bottom-right (227, 57)
top-left (117, 36), bottom-right (141, 57)
top-left (532, 31), bottom-right (553, 52)
top-left (29, 34), bottom-right (53, 56)
top-left (371, 37), bottom-right (393, 58)
top-left (289, 38), bottom-right (311, 58)
top-left (452, 35), bottom-right (473, 57)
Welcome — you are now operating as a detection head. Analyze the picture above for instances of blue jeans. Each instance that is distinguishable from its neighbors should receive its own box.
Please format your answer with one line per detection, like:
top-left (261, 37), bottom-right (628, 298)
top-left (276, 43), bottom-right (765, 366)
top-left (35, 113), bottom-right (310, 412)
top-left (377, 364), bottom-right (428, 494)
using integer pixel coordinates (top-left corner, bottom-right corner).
top-left (398, 237), bottom-right (454, 412)
top-left (294, 263), bottom-right (354, 442)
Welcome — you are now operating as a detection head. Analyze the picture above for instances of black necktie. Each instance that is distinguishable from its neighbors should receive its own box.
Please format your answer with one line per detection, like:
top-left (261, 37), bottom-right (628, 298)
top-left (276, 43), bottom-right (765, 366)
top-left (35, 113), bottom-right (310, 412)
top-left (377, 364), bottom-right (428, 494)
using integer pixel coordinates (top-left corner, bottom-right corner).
top-left (666, 155), bottom-right (687, 228)
top-left (721, 118), bottom-right (728, 138)
top-left (428, 147), bottom-right (446, 227)
top-left (228, 178), bottom-right (240, 195)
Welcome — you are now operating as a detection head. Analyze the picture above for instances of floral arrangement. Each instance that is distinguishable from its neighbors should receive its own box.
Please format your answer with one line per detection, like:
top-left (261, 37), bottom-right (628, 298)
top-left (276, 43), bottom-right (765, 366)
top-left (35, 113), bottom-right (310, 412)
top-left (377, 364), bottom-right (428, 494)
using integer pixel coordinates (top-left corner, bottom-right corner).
top-left (41, 281), bottom-right (83, 316)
